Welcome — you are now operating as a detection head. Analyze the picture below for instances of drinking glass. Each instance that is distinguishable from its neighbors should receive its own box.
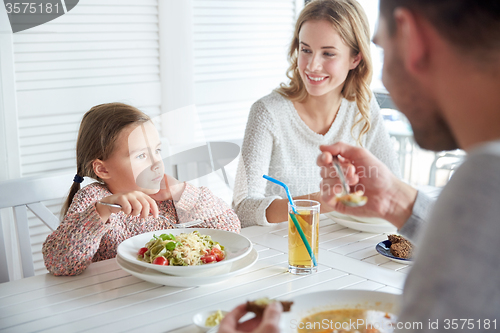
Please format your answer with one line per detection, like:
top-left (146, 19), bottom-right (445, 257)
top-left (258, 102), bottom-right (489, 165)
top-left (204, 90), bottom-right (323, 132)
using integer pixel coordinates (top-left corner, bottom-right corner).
top-left (288, 200), bottom-right (320, 274)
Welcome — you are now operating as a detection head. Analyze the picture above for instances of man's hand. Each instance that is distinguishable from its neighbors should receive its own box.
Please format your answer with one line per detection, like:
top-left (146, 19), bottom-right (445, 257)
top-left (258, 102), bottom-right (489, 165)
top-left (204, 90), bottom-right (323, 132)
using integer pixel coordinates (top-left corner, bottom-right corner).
top-left (218, 301), bottom-right (282, 333)
top-left (317, 142), bottom-right (417, 229)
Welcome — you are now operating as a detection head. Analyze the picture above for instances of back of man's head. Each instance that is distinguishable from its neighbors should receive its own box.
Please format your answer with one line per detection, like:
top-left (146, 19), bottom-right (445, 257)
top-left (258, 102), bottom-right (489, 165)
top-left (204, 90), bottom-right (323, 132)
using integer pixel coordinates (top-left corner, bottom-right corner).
top-left (379, 0), bottom-right (500, 62)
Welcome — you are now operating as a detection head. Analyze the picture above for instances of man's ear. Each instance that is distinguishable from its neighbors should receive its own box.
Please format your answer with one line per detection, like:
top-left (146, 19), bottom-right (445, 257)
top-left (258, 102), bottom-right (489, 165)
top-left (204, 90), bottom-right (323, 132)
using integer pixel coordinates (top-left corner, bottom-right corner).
top-left (93, 159), bottom-right (110, 180)
top-left (394, 7), bottom-right (429, 75)
top-left (350, 52), bottom-right (362, 70)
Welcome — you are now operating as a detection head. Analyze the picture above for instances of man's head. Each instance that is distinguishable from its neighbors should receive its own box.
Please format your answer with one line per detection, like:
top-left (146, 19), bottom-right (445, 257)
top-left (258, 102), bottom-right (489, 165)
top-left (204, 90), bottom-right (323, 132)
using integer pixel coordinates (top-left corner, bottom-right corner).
top-left (374, 0), bottom-right (500, 151)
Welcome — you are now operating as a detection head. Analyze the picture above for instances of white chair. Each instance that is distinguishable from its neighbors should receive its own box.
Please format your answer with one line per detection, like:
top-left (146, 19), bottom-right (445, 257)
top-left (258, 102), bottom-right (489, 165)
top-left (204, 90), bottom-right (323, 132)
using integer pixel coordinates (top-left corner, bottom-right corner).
top-left (166, 141), bottom-right (241, 189)
top-left (0, 172), bottom-right (73, 282)
top-left (428, 150), bottom-right (466, 186)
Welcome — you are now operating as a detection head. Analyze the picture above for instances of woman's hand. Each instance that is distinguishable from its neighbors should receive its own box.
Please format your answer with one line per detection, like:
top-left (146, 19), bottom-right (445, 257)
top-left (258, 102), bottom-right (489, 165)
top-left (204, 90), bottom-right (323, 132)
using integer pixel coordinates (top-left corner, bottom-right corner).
top-left (218, 302), bottom-right (282, 333)
top-left (317, 142), bottom-right (418, 229)
top-left (96, 191), bottom-right (159, 222)
top-left (149, 174), bottom-right (186, 202)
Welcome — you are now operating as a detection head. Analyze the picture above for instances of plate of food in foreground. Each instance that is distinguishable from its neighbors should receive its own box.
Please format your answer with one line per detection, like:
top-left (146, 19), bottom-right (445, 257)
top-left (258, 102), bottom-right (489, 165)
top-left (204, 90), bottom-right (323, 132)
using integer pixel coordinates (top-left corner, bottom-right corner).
top-left (117, 228), bottom-right (252, 276)
top-left (376, 235), bottom-right (414, 265)
top-left (116, 248), bottom-right (258, 287)
top-left (326, 212), bottom-right (397, 233)
top-left (281, 290), bottom-right (400, 333)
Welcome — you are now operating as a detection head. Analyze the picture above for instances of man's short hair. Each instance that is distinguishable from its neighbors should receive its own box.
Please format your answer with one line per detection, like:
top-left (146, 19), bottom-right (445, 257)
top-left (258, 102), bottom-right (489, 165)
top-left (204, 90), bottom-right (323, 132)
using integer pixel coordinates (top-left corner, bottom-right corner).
top-left (379, 0), bottom-right (500, 60)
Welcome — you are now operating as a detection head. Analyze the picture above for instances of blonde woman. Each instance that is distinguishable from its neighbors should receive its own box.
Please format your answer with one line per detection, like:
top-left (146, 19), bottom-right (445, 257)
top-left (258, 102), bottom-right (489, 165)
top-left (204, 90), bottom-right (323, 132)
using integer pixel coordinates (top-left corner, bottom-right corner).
top-left (233, 0), bottom-right (400, 227)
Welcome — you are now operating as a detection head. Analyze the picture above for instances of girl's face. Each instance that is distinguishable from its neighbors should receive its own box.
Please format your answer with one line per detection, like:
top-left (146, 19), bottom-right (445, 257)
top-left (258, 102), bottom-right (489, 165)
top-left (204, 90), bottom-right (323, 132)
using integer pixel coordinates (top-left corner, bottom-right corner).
top-left (102, 121), bottom-right (165, 195)
top-left (297, 20), bottom-right (361, 99)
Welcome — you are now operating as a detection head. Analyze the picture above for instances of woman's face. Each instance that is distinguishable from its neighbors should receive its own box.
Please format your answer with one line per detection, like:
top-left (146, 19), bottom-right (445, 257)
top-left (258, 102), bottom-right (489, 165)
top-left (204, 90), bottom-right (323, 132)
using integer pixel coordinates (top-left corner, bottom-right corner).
top-left (102, 121), bottom-right (165, 195)
top-left (297, 19), bottom-right (361, 98)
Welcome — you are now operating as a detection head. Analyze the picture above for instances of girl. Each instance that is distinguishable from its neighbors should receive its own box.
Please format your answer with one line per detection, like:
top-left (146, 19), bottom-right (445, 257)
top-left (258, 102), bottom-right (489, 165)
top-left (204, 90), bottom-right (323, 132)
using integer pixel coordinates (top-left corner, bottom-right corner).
top-left (233, 0), bottom-right (400, 227)
top-left (43, 103), bottom-right (241, 276)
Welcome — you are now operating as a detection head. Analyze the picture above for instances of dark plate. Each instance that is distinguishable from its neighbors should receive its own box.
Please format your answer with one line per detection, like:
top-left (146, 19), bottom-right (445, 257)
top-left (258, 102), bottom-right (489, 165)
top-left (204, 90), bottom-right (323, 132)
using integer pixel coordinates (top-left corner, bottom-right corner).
top-left (375, 240), bottom-right (413, 264)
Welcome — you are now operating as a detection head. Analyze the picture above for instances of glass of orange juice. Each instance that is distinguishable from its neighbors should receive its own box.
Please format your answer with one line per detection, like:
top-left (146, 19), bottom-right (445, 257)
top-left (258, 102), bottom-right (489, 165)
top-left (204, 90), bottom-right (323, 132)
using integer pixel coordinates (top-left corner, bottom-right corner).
top-left (288, 200), bottom-right (320, 274)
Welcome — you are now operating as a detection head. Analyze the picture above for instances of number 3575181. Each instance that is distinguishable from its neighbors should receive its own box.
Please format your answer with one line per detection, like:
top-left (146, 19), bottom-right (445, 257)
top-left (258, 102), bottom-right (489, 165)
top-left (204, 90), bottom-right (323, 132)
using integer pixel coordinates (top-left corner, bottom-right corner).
top-left (5, 3), bottom-right (60, 14)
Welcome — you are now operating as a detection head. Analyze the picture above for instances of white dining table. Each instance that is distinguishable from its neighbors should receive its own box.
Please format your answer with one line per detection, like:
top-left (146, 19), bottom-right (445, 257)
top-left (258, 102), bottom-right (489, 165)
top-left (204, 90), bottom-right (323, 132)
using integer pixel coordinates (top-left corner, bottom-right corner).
top-left (0, 214), bottom-right (410, 333)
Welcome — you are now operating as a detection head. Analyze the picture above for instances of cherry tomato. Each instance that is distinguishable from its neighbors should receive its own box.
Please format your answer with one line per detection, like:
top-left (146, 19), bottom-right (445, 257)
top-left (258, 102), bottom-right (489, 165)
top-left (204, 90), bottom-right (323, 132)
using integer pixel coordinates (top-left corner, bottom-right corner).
top-left (152, 256), bottom-right (169, 265)
top-left (138, 247), bottom-right (148, 257)
top-left (201, 254), bottom-right (216, 264)
top-left (211, 248), bottom-right (225, 262)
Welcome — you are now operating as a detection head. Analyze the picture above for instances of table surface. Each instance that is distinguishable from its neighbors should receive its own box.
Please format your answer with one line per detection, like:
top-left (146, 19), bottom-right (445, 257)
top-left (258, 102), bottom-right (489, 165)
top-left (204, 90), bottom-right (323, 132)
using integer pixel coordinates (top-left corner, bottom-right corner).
top-left (0, 214), bottom-right (409, 333)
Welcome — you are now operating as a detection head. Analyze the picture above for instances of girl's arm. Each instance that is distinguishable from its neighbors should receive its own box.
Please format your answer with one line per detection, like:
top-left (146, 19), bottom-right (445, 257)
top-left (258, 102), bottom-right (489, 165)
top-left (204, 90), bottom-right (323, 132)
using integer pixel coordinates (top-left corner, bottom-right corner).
top-left (42, 185), bottom-right (111, 276)
top-left (170, 183), bottom-right (241, 233)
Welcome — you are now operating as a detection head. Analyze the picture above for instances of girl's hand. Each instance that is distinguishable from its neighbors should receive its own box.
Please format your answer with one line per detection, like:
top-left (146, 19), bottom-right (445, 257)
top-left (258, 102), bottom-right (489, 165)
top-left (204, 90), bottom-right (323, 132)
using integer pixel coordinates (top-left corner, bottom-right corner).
top-left (96, 191), bottom-right (159, 222)
top-left (149, 174), bottom-right (186, 202)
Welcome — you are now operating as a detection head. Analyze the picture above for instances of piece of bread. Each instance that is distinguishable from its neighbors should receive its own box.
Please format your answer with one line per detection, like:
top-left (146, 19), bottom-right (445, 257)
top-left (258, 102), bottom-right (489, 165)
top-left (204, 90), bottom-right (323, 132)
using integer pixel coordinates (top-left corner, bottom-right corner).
top-left (246, 298), bottom-right (293, 316)
top-left (388, 234), bottom-right (413, 259)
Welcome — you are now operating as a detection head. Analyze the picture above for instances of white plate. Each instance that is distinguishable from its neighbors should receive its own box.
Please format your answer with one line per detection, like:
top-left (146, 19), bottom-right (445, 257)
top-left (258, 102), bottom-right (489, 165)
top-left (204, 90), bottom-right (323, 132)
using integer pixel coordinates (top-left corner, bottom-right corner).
top-left (116, 248), bottom-right (258, 287)
top-left (326, 213), bottom-right (397, 233)
top-left (281, 290), bottom-right (400, 333)
top-left (117, 228), bottom-right (252, 276)
top-left (327, 210), bottom-right (389, 224)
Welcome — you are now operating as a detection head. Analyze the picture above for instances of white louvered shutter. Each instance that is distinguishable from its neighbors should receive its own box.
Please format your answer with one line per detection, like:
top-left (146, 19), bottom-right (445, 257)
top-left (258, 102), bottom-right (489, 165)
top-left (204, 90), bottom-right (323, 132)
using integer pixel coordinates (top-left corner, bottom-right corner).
top-left (189, 0), bottom-right (299, 202)
top-left (192, 0), bottom-right (297, 142)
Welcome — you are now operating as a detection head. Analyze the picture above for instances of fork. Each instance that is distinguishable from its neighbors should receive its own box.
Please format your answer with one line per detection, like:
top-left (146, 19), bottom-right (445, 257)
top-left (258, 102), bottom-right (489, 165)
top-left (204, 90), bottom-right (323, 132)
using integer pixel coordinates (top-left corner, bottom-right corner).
top-left (331, 158), bottom-right (367, 207)
top-left (97, 202), bottom-right (203, 228)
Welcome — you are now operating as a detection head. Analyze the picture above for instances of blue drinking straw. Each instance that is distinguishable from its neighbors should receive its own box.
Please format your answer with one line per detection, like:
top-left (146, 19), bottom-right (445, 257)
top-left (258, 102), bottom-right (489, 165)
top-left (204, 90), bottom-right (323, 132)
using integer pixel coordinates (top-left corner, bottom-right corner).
top-left (263, 175), bottom-right (317, 267)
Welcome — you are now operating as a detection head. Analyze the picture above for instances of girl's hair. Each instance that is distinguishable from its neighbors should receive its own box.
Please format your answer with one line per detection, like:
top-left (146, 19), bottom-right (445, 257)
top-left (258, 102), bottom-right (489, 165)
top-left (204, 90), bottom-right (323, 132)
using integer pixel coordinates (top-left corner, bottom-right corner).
top-left (276, 0), bottom-right (373, 145)
top-left (62, 103), bottom-right (151, 216)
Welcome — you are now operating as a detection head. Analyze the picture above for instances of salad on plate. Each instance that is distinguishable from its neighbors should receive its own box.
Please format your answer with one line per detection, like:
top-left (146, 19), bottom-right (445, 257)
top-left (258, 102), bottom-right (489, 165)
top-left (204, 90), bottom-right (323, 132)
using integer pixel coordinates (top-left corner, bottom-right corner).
top-left (137, 230), bottom-right (225, 266)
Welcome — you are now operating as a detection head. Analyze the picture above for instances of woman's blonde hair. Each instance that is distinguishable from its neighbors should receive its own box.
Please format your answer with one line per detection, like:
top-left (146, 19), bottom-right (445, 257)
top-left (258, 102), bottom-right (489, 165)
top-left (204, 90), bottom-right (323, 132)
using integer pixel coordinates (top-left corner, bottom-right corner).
top-left (276, 0), bottom-right (373, 145)
top-left (62, 103), bottom-right (150, 216)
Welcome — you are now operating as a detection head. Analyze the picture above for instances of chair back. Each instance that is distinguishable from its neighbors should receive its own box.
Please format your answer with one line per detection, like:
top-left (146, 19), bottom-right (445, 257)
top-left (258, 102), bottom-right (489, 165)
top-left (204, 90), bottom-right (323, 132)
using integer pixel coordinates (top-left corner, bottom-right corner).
top-left (0, 172), bottom-right (73, 282)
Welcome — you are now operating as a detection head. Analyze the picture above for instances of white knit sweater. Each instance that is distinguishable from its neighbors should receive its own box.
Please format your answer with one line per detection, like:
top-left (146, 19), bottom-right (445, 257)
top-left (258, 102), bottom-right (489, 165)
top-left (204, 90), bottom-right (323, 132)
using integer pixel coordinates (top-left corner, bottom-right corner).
top-left (232, 91), bottom-right (401, 227)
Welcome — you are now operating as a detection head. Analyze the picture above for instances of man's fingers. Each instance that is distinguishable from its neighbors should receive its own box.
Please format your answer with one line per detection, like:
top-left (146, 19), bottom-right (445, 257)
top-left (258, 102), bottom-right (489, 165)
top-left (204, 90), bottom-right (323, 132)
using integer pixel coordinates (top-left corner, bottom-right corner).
top-left (320, 142), bottom-right (366, 162)
top-left (220, 304), bottom-right (248, 327)
top-left (321, 179), bottom-right (345, 197)
top-left (263, 301), bottom-right (282, 322)
top-left (317, 151), bottom-right (333, 167)
top-left (258, 302), bottom-right (282, 333)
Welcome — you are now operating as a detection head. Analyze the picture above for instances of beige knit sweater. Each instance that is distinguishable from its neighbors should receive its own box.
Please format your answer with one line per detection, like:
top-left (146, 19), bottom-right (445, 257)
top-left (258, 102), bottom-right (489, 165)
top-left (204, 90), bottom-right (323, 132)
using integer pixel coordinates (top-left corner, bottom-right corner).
top-left (233, 91), bottom-right (401, 227)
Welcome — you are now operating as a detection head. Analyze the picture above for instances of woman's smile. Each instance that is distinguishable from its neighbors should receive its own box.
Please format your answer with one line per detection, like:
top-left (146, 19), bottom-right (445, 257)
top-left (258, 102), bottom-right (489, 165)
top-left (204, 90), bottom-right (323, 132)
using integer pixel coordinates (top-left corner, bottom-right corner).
top-left (305, 73), bottom-right (329, 84)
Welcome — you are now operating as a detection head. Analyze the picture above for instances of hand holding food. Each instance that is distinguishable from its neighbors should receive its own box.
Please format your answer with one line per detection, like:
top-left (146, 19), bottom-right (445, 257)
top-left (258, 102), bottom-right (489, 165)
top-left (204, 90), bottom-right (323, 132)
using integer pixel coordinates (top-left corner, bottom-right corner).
top-left (317, 142), bottom-right (418, 229)
top-left (218, 301), bottom-right (283, 333)
top-left (246, 297), bottom-right (293, 317)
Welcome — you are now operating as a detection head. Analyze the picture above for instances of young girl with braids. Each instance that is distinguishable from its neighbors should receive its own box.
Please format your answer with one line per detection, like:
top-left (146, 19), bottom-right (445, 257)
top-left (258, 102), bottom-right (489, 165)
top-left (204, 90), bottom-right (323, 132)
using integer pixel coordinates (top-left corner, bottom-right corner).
top-left (43, 103), bottom-right (241, 276)
top-left (233, 0), bottom-right (400, 227)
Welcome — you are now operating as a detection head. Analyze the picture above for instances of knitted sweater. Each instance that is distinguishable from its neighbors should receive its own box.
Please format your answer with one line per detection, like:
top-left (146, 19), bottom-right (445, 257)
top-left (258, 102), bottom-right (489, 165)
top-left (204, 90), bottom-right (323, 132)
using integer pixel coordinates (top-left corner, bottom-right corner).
top-left (42, 182), bottom-right (241, 276)
top-left (233, 91), bottom-right (401, 227)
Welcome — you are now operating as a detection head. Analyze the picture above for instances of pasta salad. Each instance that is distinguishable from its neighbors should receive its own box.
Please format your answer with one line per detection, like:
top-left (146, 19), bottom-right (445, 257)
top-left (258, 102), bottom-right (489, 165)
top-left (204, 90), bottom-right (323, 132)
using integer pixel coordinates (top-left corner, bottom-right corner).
top-left (137, 231), bottom-right (225, 266)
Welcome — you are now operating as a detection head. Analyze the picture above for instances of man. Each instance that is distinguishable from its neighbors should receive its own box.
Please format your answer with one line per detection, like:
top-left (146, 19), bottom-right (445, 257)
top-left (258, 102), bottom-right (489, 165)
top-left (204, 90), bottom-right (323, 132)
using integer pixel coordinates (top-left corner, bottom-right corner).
top-left (220, 0), bottom-right (500, 331)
